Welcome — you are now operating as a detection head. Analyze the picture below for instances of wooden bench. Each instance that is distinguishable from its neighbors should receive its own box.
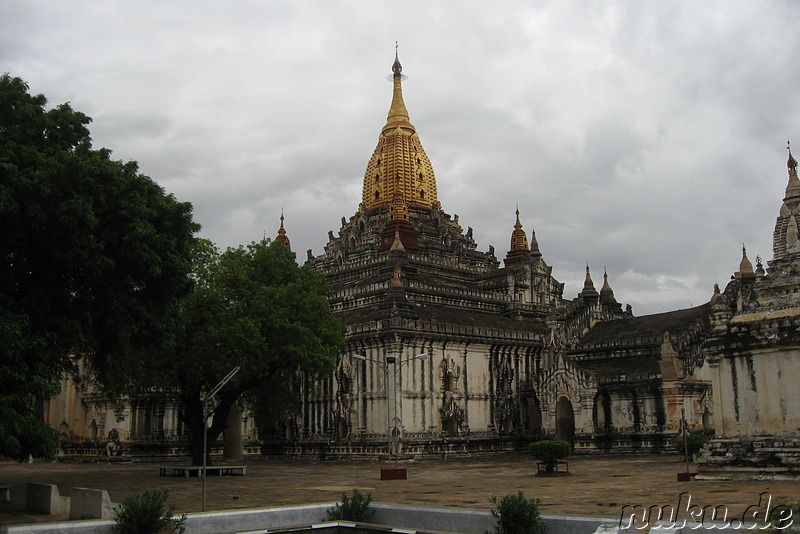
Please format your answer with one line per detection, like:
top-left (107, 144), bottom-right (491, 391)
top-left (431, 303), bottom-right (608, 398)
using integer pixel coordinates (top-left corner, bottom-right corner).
top-left (0, 484), bottom-right (10, 503)
top-left (158, 465), bottom-right (247, 477)
top-left (536, 461), bottom-right (570, 475)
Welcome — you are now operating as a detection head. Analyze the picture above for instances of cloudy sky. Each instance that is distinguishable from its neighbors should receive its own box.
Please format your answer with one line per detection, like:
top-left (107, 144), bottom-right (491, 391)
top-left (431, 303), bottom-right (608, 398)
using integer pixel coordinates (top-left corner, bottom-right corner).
top-left (5, 0), bottom-right (800, 315)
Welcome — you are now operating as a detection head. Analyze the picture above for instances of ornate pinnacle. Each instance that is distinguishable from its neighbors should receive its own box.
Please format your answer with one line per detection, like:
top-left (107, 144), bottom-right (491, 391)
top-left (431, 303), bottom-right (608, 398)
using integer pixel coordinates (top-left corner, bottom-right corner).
top-left (392, 41), bottom-right (402, 76)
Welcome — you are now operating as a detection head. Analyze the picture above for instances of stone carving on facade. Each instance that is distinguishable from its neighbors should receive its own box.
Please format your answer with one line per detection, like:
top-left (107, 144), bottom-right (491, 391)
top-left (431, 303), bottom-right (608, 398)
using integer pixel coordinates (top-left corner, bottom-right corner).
top-left (334, 355), bottom-right (355, 439)
top-left (439, 397), bottom-right (464, 436)
top-left (439, 356), bottom-right (460, 393)
top-left (493, 352), bottom-right (519, 433)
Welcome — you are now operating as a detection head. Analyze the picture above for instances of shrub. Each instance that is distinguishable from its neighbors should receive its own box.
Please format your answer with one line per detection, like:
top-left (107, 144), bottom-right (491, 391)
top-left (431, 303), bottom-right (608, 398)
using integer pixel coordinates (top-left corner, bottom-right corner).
top-left (111, 489), bottom-right (186, 534)
top-left (529, 440), bottom-right (571, 472)
top-left (326, 488), bottom-right (374, 522)
top-left (486, 491), bottom-right (548, 534)
top-left (760, 498), bottom-right (799, 533)
top-left (674, 432), bottom-right (709, 457)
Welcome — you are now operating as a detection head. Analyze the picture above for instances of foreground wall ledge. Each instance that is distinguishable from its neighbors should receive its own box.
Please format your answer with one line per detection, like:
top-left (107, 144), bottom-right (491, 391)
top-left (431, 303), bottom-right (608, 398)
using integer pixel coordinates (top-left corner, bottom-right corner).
top-left (0, 501), bottom-right (630, 534)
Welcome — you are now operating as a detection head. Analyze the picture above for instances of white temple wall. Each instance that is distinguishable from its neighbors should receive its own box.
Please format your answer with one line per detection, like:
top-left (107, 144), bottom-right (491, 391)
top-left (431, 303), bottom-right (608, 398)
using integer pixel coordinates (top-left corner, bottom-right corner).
top-left (339, 339), bottom-right (509, 436)
top-left (714, 347), bottom-right (800, 437)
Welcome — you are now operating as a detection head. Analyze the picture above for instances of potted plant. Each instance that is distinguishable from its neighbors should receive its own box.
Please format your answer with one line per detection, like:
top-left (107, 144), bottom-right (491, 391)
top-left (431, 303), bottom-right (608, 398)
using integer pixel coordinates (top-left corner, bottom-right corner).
top-left (529, 440), bottom-right (571, 475)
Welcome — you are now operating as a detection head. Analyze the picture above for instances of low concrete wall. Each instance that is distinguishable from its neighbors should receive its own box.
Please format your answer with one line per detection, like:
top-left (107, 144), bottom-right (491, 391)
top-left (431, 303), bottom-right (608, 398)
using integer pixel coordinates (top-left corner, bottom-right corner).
top-left (25, 483), bottom-right (69, 516)
top-left (1, 501), bottom-right (636, 534)
top-left (69, 488), bottom-right (113, 520)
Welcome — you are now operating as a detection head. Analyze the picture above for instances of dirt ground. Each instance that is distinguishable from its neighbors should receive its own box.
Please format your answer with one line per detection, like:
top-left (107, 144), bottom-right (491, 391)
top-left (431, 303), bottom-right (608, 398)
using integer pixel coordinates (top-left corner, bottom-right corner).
top-left (0, 454), bottom-right (796, 528)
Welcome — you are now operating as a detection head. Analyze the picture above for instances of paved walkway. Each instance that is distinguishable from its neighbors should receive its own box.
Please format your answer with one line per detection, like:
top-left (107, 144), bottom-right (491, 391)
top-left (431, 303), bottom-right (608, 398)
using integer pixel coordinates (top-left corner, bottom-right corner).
top-left (0, 454), bottom-right (795, 527)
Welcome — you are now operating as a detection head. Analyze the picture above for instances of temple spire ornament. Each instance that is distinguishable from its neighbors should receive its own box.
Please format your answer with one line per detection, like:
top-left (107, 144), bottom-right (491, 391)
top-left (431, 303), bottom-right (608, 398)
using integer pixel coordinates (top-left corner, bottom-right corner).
top-left (785, 140), bottom-right (800, 204)
top-left (504, 207), bottom-right (532, 267)
top-left (361, 47), bottom-right (439, 213)
top-left (600, 268), bottom-right (617, 304)
top-left (580, 264), bottom-right (600, 301)
top-left (530, 228), bottom-right (541, 258)
top-left (275, 210), bottom-right (291, 249)
top-left (510, 206), bottom-right (529, 251)
top-left (737, 244), bottom-right (755, 279)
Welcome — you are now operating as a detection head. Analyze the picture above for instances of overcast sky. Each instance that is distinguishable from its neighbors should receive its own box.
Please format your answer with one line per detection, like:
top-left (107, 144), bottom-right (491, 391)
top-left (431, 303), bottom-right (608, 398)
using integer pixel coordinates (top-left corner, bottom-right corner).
top-left (5, 0), bottom-right (800, 316)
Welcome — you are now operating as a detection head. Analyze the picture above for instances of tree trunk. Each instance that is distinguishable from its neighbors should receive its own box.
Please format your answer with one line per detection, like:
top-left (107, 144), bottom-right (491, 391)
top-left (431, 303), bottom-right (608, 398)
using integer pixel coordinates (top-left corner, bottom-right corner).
top-left (185, 394), bottom-right (236, 466)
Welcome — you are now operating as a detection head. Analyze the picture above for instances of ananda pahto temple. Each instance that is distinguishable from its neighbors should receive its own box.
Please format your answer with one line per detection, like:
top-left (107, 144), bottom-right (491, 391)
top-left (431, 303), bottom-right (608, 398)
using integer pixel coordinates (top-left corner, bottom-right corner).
top-left (43, 53), bottom-right (800, 478)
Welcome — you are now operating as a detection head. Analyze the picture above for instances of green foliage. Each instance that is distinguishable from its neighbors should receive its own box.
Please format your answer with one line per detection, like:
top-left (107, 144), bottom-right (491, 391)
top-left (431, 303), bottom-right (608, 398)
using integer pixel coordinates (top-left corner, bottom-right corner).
top-left (159, 239), bottom-right (347, 464)
top-left (529, 440), bottom-right (571, 471)
top-left (760, 497), bottom-right (799, 533)
top-left (111, 490), bottom-right (186, 534)
top-left (0, 402), bottom-right (58, 460)
top-left (486, 491), bottom-right (548, 534)
top-left (326, 489), bottom-right (375, 522)
top-left (675, 432), bottom-right (709, 457)
top-left (0, 74), bottom-right (198, 460)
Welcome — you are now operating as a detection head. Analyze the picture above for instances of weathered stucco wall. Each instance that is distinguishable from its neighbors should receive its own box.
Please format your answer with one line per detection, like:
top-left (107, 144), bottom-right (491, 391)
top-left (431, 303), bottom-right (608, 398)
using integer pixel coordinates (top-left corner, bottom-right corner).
top-left (714, 347), bottom-right (800, 438)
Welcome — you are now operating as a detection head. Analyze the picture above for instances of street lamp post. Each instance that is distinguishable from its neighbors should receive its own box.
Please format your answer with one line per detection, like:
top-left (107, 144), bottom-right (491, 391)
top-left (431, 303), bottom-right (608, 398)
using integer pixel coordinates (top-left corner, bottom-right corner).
top-left (351, 352), bottom-right (427, 467)
top-left (201, 366), bottom-right (240, 512)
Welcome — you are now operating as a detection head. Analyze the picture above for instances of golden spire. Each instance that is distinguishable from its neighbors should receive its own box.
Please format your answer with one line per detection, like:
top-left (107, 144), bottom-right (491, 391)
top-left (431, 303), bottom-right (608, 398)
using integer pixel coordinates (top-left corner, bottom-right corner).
top-left (385, 43), bottom-right (412, 135)
top-left (275, 210), bottom-right (291, 249)
top-left (509, 206), bottom-right (529, 251)
top-left (361, 46), bottom-right (439, 212)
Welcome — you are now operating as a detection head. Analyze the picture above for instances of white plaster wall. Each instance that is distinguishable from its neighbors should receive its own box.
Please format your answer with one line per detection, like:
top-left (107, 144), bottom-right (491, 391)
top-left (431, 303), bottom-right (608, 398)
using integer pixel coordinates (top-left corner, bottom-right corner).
top-left (716, 348), bottom-right (800, 437)
top-left (347, 341), bottom-right (499, 435)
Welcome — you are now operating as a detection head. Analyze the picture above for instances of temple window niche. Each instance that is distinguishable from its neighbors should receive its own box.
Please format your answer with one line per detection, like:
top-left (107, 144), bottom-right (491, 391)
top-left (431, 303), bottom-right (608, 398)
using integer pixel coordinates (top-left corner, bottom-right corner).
top-left (440, 357), bottom-right (459, 393)
top-left (374, 191), bottom-right (380, 200)
top-left (419, 190), bottom-right (426, 199)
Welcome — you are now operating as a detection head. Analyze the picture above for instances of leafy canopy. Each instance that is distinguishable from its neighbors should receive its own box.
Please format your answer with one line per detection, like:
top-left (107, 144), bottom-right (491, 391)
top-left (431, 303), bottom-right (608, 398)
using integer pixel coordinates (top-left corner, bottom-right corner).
top-left (529, 440), bottom-right (571, 471)
top-left (0, 74), bottom-right (198, 460)
top-left (157, 239), bottom-right (346, 464)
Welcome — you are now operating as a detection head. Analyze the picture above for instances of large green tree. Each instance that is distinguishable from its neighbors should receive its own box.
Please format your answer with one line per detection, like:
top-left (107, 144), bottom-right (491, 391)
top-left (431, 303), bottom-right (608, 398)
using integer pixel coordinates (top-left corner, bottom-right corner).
top-left (0, 74), bottom-right (198, 460)
top-left (161, 239), bottom-right (345, 465)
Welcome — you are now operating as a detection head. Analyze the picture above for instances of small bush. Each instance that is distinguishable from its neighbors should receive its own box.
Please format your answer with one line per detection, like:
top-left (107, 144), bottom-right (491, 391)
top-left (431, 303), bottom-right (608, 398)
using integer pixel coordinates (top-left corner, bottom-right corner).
top-left (529, 440), bottom-right (571, 471)
top-left (326, 488), bottom-right (374, 522)
top-left (486, 491), bottom-right (548, 534)
top-left (111, 489), bottom-right (186, 534)
top-left (760, 497), bottom-right (799, 533)
top-left (674, 433), bottom-right (708, 457)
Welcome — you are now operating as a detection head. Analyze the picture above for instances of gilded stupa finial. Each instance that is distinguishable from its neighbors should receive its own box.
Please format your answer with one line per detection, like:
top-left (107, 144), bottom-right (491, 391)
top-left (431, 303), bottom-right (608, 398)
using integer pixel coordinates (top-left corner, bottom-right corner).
top-left (360, 48), bottom-right (439, 212)
top-left (509, 206), bottom-right (528, 251)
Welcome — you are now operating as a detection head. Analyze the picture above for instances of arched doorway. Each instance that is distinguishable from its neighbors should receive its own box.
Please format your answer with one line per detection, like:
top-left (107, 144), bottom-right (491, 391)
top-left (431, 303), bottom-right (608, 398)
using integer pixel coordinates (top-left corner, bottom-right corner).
top-left (337, 416), bottom-right (350, 439)
top-left (593, 391), bottom-right (611, 431)
top-left (555, 396), bottom-right (575, 447)
top-left (522, 394), bottom-right (542, 434)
